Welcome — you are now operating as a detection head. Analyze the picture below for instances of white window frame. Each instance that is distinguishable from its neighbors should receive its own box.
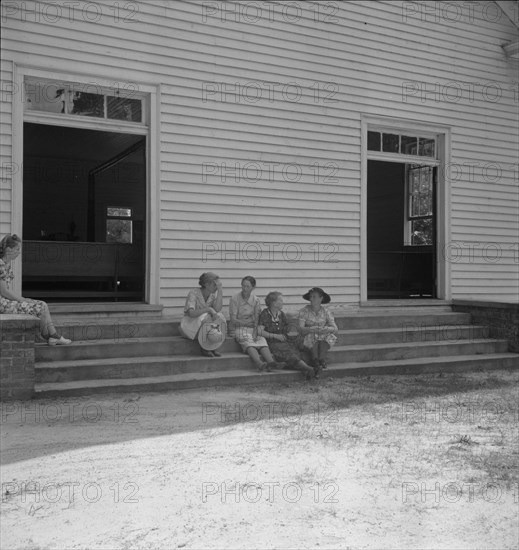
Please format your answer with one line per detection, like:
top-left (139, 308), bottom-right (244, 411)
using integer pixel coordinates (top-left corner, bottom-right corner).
top-left (12, 65), bottom-right (161, 305)
top-left (361, 115), bottom-right (452, 302)
top-left (24, 76), bottom-right (147, 127)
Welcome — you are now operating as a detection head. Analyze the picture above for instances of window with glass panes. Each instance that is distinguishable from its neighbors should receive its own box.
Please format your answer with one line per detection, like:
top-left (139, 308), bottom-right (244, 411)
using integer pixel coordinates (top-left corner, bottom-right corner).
top-left (406, 165), bottom-right (434, 245)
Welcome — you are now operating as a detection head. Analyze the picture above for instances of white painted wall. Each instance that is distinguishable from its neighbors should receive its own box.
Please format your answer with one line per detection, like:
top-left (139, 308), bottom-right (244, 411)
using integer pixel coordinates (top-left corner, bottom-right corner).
top-left (1, 1), bottom-right (517, 313)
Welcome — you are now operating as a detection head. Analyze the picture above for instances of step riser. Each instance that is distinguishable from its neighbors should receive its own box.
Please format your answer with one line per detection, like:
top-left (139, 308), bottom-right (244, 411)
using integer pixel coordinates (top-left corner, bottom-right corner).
top-left (35, 326), bottom-right (491, 362)
top-left (36, 341), bottom-right (510, 383)
top-left (35, 326), bottom-right (488, 362)
top-left (340, 326), bottom-right (489, 345)
top-left (34, 356), bottom-right (519, 398)
top-left (335, 313), bottom-right (471, 329)
top-left (52, 321), bottom-right (178, 341)
top-left (37, 356), bottom-right (250, 383)
top-left (50, 312), bottom-right (473, 337)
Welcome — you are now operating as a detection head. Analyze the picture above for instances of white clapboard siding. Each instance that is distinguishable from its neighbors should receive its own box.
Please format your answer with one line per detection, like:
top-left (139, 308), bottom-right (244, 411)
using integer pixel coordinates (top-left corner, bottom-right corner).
top-left (1, 0), bottom-right (518, 313)
top-left (0, 58), bottom-right (14, 236)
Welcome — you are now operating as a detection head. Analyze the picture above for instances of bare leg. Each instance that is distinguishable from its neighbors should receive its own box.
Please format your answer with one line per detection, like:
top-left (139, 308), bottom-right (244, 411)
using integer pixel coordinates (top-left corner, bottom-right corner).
top-left (259, 347), bottom-right (285, 372)
top-left (247, 347), bottom-right (266, 372)
top-left (39, 303), bottom-right (57, 339)
top-left (293, 359), bottom-right (315, 380)
top-left (318, 342), bottom-right (330, 368)
top-left (259, 347), bottom-right (274, 363)
top-left (310, 342), bottom-right (320, 367)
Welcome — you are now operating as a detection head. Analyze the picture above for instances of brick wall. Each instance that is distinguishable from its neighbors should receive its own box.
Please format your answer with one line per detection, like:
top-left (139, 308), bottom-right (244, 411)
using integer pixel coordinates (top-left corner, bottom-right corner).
top-left (452, 300), bottom-right (519, 353)
top-left (0, 314), bottom-right (39, 400)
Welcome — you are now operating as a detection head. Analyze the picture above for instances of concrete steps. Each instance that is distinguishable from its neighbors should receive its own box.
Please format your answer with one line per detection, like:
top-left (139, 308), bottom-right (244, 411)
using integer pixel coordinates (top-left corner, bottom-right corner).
top-left (34, 306), bottom-right (519, 397)
top-left (34, 324), bottom-right (491, 362)
top-left (35, 354), bottom-right (519, 398)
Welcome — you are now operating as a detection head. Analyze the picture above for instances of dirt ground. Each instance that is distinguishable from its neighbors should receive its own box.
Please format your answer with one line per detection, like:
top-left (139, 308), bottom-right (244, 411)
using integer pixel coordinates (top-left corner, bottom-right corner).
top-left (1, 369), bottom-right (518, 550)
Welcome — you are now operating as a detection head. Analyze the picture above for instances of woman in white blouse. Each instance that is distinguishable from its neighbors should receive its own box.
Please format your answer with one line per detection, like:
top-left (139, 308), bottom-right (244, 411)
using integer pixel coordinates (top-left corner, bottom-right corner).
top-left (179, 272), bottom-right (226, 357)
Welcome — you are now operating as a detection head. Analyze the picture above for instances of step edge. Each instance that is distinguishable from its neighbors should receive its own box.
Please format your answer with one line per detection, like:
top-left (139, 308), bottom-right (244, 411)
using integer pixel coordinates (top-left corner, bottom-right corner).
top-left (35, 353), bottom-right (519, 392)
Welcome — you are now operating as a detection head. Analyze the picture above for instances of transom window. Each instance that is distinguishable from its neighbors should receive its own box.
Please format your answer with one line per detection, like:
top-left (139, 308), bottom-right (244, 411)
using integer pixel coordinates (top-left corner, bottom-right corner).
top-left (24, 79), bottom-right (144, 123)
top-left (368, 131), bottom-right (435, 158)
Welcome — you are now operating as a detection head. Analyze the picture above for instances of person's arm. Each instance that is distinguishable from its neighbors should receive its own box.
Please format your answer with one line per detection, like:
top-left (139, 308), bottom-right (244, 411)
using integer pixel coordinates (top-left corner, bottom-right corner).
top-left (184, 290), bottom-right (216, 318)
top-left (186, 306), bottom-right (216, 318)
top-left (0, 280), bottom-right (24, 301)
top-left (229, 295), bottom-right (246, 328)
top-left (213, 279), bottom-right (223, 312)
top-left (257, 311), bottom-right (285, 342)
top-left (257, 324), bottom-right (285, 342)
top-left (325, 310), bottom-right (339, 334)
top-left (229, 295), bottom-right (251, 328)
top-left (298, 309), bottom-right (320, 335)
top-left (0, 280), bottom-right (35, 303)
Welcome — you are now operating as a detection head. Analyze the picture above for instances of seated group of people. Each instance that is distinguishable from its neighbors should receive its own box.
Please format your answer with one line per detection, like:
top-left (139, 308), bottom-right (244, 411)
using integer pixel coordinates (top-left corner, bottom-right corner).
top-left (179, 272), bottom-right (338, 380)
top-left (0, 234), bottom-right (336, 382)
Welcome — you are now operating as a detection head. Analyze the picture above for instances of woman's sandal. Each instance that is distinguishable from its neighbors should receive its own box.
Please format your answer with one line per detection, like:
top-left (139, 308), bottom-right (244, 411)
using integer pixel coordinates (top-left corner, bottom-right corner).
top-left (48, 335), bottom-right (72, 346)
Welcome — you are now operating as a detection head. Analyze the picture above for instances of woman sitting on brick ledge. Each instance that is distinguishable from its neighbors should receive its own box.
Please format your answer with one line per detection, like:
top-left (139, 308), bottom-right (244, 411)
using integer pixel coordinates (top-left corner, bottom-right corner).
top-left (0, 234), bottom-right (71, 345)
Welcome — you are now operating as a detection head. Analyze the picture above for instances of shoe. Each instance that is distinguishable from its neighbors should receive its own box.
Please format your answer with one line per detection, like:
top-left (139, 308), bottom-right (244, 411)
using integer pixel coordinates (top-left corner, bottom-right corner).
top-left (48, 335), bottom-right (72, 346)
top-left (211, 350), bottom-right (222, 357)
top-left (314, 363), bottom-right (323, 379)
top-left (320, 360), bottom-right (328, 370)
top-left (265, 361), bottom-right (277, 372)
top-left (201, 349), bottom-right (213, 357)
top-left (258, 362), bottom-right (267, 373)
top-left (304, 366), bottom-right (315, 381)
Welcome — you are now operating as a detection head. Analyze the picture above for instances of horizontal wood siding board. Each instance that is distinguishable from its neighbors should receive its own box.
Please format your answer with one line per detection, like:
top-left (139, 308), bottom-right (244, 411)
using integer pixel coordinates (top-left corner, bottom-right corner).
top-left (1, 0), bottom-right (518, 310)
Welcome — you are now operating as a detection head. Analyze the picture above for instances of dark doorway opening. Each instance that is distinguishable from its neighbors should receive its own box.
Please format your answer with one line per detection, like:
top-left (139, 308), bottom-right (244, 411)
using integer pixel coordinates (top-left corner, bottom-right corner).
top-left (367, 160), bottom-right (436, 299)
top-left (22, 123), bottom-right (146, 302)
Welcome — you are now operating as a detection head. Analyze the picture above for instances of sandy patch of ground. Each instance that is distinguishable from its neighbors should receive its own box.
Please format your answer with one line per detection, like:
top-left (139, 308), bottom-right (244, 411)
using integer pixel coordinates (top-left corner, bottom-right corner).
top-left (1, 370), bottom-right (518, 549)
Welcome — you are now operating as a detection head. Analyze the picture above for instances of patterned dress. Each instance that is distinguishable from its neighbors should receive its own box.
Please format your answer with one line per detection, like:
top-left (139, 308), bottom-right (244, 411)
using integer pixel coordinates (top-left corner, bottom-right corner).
top-left (258, 308), bottom-right (304, 368)
top-left (0, 258), bottom-right (46, 317)
top-left (179, 287), bottom-right (226, 340)
top-left (298, 305), bottom-right (338, 349)
top-left (229, 292), bottom-right (268, 352)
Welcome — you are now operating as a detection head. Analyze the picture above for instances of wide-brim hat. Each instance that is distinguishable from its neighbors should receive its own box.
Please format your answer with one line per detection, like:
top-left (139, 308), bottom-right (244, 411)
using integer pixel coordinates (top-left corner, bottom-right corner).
top-left (198, 318), bottom-right (227, 351)
top-left (302, 287), bottom-right (331, 304)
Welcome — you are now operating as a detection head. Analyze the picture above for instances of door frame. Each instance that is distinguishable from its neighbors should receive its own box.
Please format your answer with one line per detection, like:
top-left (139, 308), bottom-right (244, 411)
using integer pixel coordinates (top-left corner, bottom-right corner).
top-left (360, 115), bottom-right (452, 302)
top-left (11, 65), bottom-right (161, 304)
